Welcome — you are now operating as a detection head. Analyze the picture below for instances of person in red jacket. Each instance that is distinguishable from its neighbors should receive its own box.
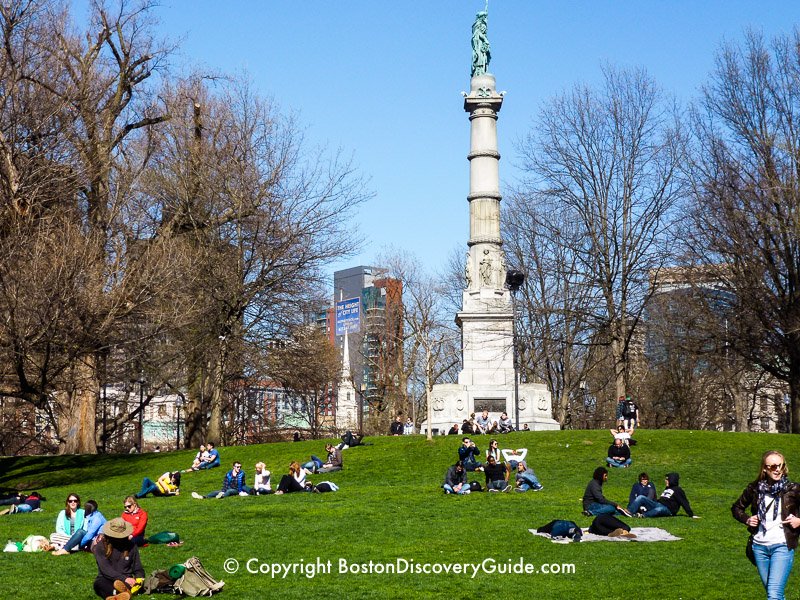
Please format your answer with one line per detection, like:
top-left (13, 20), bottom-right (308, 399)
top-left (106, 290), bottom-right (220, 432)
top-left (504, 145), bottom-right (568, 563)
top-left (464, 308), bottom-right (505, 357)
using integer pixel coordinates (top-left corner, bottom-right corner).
top-left (120, 496), bottom-right (148, 546)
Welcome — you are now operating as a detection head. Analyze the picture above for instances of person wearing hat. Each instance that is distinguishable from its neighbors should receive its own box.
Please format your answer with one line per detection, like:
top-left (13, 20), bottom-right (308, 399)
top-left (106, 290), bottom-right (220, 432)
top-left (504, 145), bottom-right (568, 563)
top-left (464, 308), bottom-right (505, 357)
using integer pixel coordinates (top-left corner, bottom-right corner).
top-left (92, 517), bottom-right (144, 600)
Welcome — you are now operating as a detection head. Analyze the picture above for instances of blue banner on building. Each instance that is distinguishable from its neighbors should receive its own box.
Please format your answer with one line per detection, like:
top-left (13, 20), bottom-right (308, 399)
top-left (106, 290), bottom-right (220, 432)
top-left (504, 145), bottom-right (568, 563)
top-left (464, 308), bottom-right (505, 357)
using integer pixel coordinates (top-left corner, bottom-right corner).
top-left (335, 297), bottom-right (361, 335)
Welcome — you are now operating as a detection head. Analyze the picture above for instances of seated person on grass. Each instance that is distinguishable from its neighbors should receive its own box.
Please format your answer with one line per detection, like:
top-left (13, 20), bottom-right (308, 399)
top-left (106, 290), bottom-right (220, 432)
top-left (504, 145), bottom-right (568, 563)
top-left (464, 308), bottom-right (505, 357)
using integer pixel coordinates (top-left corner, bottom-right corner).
top-left (79, 500), bottom-right (107, 550)
top-left (606, 438), bottom-right (632, 468)
top-left (628, 472), bottom-right (700, 519)
top-left (443, 460), bottom-right (471, 495)
top-left (458, 437), bottom-right (483, 472)
top-left (196, 442), bottom-right (220, 469)
top-left (582, 467), bottom-right (632, 517)
top-left (253, 462), bottom-right (272, 495)
top-left (50, 492), bottom-right (86, 552)
top-left (135, 471), bottom-right (180, 498)
top-left (192, 461), bottom-right (251, 499)
top-left (514, 461), bottom-right (543, 492)
top-left (275, 462), bottom-right (312, 494)
top-left (628, 472), bottom-right (656, 507)
top-left (484, 455), bottom-right (511, 492)
top-left (448, 423), bottom-right (460, 435)
top-left (303, 444), bottom-right (343, 474)
top-left (337, 430), bottom-right (363, 450)
top-left (188, 444), bottom-right (208, 471)
top-left (121, 497), bottom-right (148, 546)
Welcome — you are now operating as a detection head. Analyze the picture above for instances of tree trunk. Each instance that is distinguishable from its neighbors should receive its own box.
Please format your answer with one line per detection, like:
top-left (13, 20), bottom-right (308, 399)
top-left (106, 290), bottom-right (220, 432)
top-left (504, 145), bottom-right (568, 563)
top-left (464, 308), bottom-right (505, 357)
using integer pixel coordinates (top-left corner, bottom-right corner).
top-left (206, 338), bottom-right (229, 444)
top-left (60, 356), bottom-right (99, 454)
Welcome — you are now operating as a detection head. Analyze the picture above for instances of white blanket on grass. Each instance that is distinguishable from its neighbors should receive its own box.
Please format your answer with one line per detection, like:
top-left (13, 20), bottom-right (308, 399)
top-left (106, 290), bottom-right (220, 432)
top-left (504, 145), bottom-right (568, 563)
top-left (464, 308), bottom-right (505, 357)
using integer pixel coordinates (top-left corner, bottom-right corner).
top-left (529, 527), bottom-right (682, 543)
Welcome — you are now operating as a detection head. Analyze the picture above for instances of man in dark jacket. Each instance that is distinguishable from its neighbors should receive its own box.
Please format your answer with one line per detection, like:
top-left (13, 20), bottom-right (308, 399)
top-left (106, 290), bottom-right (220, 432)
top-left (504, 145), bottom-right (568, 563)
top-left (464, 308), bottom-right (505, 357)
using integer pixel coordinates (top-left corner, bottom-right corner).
top-left (630, 472), bottom-right (700, 518)
top-left (390, 416), bottom-right (404, 436)
top-left (458, 437), bottom-right (483, 472)
top-left (443, 461), bottom-right (470, 495)
top-left (606, 438), bottom-right (632, 468)
top-left (582, 467), bottom-right (632, 517)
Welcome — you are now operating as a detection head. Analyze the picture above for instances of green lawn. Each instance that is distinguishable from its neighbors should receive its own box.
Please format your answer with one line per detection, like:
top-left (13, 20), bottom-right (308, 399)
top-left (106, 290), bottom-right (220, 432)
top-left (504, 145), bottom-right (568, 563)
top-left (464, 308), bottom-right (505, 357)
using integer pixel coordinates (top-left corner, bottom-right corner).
top-left (0, 429), bottom-right (796, 599)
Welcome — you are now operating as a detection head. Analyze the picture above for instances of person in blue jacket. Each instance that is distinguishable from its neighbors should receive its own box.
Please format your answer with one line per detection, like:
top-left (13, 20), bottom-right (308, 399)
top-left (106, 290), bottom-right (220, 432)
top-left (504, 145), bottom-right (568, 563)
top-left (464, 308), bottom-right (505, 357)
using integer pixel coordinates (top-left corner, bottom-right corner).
top-left (197, 442), bottom-right (220, 469)
top-left (192, 462), bottom-right (251, 499)
top-left (79, 500), bottom-right (107, 550)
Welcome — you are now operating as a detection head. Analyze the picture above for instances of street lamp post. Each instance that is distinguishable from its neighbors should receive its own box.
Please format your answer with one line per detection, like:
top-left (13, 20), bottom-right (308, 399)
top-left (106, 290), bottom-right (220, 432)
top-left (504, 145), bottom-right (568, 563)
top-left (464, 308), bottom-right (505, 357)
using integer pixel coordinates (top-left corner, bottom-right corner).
top-left (138, 374), bottom-right (145, 452)
top-left (505, 269), bottom-right (525, 432)
top-left (175, 397), bottom-right (183, 450)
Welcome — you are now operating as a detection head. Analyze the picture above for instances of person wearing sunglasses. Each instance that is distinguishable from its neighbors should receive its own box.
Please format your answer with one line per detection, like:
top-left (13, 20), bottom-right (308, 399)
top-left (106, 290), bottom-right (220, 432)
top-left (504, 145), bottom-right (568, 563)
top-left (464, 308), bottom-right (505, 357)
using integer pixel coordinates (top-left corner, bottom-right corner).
top-left (49, 493), bottom-right (86, 552)
top-left (733, 451), bottom-right (800, 600)
top-left (120, 497), bottom-right (148, 546)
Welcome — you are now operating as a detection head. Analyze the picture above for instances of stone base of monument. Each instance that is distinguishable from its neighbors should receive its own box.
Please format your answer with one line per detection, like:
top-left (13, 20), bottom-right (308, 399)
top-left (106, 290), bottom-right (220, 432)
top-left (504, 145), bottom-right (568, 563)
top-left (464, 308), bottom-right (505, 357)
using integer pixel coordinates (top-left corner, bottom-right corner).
top-left (419, 382), bottom-right (560, 436)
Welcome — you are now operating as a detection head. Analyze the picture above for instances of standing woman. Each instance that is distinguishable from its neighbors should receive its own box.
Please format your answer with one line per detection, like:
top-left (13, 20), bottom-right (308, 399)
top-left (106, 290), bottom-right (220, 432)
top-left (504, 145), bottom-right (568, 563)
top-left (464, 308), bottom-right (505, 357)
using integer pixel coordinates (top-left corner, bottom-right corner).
top-left (732, 451), bottom-right (800, 600)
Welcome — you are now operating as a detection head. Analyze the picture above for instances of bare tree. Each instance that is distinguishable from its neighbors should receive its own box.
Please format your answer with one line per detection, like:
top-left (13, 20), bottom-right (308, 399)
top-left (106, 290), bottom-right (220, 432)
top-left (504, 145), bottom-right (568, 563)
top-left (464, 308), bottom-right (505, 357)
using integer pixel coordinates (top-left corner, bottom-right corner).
top-left (377, 250), bottom-right (459, 440)
top-left (503, 190), bottom-right (598, 427)
top-left (266, 325), bottom-right (340, 439)
top-left (149, 76), bottom-right (369, 446)
top-left (686, 29), bottom-right (800, 432)
top-left (516, 66), bottom-right (686, 405)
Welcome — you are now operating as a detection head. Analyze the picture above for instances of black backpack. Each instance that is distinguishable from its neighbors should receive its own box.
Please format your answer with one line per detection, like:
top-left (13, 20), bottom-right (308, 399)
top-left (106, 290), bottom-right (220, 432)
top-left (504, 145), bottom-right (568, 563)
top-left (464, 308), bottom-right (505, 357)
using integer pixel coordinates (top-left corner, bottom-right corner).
top-left (623, 401), bottom-right (637, 418)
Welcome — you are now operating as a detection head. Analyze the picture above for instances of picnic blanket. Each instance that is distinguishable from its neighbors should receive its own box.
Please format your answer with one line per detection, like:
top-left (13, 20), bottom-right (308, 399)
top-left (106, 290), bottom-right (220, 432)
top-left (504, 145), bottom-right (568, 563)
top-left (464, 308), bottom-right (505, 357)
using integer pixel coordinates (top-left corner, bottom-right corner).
top-left (529, 527), bottom-right (681, 543)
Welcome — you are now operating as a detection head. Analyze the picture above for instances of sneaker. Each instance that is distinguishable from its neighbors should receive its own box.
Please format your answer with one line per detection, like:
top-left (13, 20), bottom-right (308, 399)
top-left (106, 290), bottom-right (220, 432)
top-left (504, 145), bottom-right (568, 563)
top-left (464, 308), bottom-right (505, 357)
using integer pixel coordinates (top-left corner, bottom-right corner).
top-left (238, 491), bottom-right (249, 497)
top-left (502, 485), bottom-right (512, 493)
top-left (444, 489), bottom-right (452, 494)
top-left (191, 492), bottom-right (203, 500)
top-left (582, 510), bottom-right (593, 517)
top-left (488, 488), bottom-right (498, 493)
top-left (215, 492), bottom-right (224, 499)
top-left (618, 507), bottom-right (633, 518)
top-left (533, 485), bottom-right (544, 492)
top-left (113, 580), bottom-right (129, 594)
top-left (634, 513), bottom-right (644, 518)
top-left (107, 593), bottom-right (131, 600)
top-left (639, 506), bottom-right (648, 514)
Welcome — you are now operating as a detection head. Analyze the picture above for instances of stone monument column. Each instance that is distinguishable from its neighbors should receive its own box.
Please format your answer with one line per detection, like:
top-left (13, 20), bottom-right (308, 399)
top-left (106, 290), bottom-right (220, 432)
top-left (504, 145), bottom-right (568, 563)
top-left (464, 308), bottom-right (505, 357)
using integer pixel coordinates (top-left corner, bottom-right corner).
top-left (420, 9), bottom-right (558, 435)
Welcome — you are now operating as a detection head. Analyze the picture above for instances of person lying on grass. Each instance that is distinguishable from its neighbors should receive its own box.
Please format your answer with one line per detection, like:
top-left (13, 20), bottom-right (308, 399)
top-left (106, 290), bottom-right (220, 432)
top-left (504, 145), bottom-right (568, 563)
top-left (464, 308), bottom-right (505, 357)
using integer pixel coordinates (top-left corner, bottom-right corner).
top-left (135, 471), bottom-right (180, 498)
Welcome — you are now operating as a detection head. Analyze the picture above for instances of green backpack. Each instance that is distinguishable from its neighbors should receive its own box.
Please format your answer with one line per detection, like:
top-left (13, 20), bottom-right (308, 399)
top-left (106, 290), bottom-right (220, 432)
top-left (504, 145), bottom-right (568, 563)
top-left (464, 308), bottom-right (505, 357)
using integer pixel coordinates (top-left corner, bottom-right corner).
top-left (173, 556), bottom-right (225, 597)
top-left (147, 531), bottom-right (180, 544)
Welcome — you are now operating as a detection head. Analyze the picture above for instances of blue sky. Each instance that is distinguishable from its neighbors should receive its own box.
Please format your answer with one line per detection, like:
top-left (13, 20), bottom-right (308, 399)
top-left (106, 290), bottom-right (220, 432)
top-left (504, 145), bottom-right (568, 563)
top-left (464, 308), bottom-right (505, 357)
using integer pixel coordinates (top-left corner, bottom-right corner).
top-left (120, 2), bottom-right (800, 276)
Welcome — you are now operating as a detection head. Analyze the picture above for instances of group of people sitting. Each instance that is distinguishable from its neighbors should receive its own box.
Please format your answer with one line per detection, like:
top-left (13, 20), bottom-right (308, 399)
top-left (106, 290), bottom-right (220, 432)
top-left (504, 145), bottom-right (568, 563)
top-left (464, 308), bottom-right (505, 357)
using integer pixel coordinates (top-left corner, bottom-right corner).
top-left (46, 492), bottom-right (148, 558)
top-left (449, 409), bottom-right (516, 436)
top-left (186, 443), bottom-right (221, 471)
top-left (187, 442), bottom-right (344, 499)
top-left (444, 437), bottom-right (543, 494)
top-left (582, 467), bottom-right (700, 520)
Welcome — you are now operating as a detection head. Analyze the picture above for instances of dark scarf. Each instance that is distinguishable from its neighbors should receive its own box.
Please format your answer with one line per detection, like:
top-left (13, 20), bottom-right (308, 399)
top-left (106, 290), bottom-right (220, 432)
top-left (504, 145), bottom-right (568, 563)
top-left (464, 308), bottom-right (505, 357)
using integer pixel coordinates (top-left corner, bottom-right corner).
top-left (757, 476), bottom-right (789, 533)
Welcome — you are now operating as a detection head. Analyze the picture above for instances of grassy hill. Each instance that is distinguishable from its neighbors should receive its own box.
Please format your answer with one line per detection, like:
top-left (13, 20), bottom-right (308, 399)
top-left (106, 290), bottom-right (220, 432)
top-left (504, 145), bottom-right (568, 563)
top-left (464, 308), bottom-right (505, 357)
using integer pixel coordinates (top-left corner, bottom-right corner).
top-left (0, 429), bottom-right (797, 599)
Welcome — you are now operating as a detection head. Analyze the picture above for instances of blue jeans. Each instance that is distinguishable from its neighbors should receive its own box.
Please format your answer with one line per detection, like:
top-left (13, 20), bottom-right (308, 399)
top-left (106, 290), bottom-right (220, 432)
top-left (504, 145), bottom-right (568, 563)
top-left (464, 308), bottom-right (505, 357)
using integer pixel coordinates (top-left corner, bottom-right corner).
top-left (198, 458), bottom-right (220, 469)
top-left (62, 528), bottom-right (87, 551)
top-left (627, 495), bottom-right (672, 517)
top-left (443, 483), bottom-right (470, 495)
top-left (487, 480), bottom-right (508, 491)
top-left (302, 456), bottom-right (323, 472)
top-left (606, 457), bottom-right (631, 468)
top-left (15, 504), bottom-right (32, 513)
top-left (585, 502), bottom-right (618, 516)
top-left (753, 542), bottom-right (794, 600)
top-left (516, 473), bottom-right (542, 491)
top-left (137, 477), bottom-right (159, 498)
